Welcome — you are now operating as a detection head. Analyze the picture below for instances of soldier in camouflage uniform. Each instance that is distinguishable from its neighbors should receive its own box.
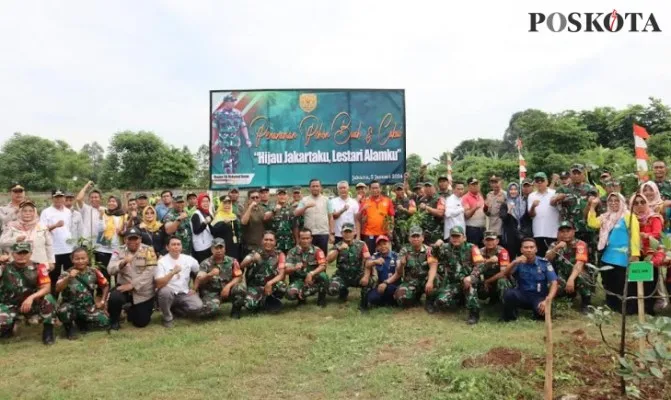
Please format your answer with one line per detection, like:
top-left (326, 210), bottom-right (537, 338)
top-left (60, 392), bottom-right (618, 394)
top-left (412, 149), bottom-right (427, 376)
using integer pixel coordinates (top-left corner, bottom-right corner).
top-left (652, 160), bottom-right (671, 200)
top-left (479, 231), bottom-right (513, 304)
top-left (264, 188), bottom-right (295, 253)
top-left (212, 94), bottom-right (252, 174)
top-left (56, 248), bottom-right (110, 339)
top-left (194, 239), bottom-right (246, 319)
top-left (285, 228), bottom-right (329, 307)
top-left (291, 187), bottom-right (304, 245)
top-left (437, 175), bottom-right (452, 198)
top-left (552, 164), bottom-right (597, 257)
top-left (544, 221), bottom-right (592, 313)
top-left (0, 243), bottom-right (56, 345)
top-left (162, 196), bottom-right (193, 255)
top-left (428, 226), bottom-right (484, 325)
top-left (326, 223), bottom-right (374, 311)
top-left (417, 182), bottom-right (446, 245)
top-left (392, 183), bottom-right (416, 251)
top-left (394, 226), bottom-right (440, 308)
top-left (240, 231), bottom-right (287, 313)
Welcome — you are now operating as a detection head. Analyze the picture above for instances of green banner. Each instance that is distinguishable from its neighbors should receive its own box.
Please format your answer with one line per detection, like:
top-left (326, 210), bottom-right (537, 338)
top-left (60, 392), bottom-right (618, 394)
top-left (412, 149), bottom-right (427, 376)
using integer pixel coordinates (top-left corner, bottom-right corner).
top-left (209, 89), bottom-right (406, 189)
top-left (628, 261), bottom-right (653, 282)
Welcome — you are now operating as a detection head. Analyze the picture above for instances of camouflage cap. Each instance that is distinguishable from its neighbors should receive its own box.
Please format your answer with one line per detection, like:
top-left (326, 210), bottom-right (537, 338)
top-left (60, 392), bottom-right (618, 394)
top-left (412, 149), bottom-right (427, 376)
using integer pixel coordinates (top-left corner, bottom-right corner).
top-left (342, 222), bottom-right (355, 232)
top-left (276, 188), bottom-right (287, 194)
top-left (522, 178), bottom-right (533, 186)
top-left (409, 226), bottom-right (423, 236)
top-left (484, 231), bottom-right (498, 240)
top-left (212, 238), bottom-right (226, 248)
top-left (229, 187), bottom-right (239, 193)
top-left (558, 220), bottom-right (575, 230)
top-left (174, 195), bottom-right (185, 203)
top-left (449, 226), bottom-right (465, 236)
top-left (355, 182), bottom-right (367, 189)
top-left (423, 181), bottom-right (434, 187)
top-left (52, 189), bottom-right (65, 197)
top-left (559, 171), bottom-right (570, 179)
top-left (137, 193), bottom-right (148, 199)
top-left (394, 183), bottom-right (404, 190)
top-left (570, 163), bottom-right (585, 172)
top-left (413, 183), bottom-right (423, 190)
top-left (11, 242), bottom-right (32, 253)
top-left (291, 186), bottom-right (301, 193)
top-left (223, 94), bottom-right (237, 102)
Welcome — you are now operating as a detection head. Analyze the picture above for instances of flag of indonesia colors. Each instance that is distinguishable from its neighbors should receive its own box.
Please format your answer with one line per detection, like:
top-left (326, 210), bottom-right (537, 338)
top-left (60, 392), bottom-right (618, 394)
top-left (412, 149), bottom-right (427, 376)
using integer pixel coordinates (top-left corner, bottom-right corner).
top-left (633, 123), bottom-right (650, 182)
top-left (516, 138), bottom-right (526, 182)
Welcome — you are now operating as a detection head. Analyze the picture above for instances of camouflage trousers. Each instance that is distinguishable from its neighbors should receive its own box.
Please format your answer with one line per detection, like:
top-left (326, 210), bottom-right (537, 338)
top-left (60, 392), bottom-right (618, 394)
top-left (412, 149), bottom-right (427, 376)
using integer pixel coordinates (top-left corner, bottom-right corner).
top-left (57, 301), bottom-right (109, 328)
top-left (394, 277), bottom-right (441, 307)
top-left (286, 272), bottom-right (330, 301)
top-left (221, 145), bottom-right (240, 174)
top-left (557, 273), bottom-right (592, 299)
top-left (429, 280), bottom-right (480, 311)
top-left (0, 294), bottom-right (57, 328)
top-left (200, 285), bottom-right (247, 317)
top-left (477, 278), bottom-right (513, 303)
top-left (245, 281), bottom-right (287, 311)
top-left (327, 273), bottom-right (376, 300)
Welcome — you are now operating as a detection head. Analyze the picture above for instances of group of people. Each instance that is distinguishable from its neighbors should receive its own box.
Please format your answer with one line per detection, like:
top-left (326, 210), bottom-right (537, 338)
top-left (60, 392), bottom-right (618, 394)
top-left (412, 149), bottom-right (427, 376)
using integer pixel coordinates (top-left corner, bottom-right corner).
top-left (2, 159), bottom-right (671, 345)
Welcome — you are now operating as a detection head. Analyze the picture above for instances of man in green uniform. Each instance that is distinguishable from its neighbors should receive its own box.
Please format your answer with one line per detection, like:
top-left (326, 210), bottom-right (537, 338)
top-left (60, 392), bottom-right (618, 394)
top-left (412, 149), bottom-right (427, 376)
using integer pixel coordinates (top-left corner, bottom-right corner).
top-left (186, 192), bottom-right (198, 217)
top-left (326, 223), bottom-right (374, 311)
top-left (428, 226), bottom-right (484, 325)
top-left (652, 160), bottom-right (671, 200)
top-left (194, 238), bottom-right (246, 319)
top-left (393, 226), bottom-right (440, 309)
top-left (437, 175), bottom-right (451, 198)
top-left (552, 164), bottom-right (597, 250)
top-left (162, 196), bottom-right (193, 255)
top-left (479, 231), bottom-right (513, 304)
top-left (240, 231), bottom-right (287, 313)
top-left (56, 248), bottom-right (110, 339)
top-left (264, 188), bottom-right (295, 253)
top-left (417, 182), bottom-right (446, 245)
top-left (285, 228), bottom-right (329, 307)
top-left (228, 187), bottom-right (243, 218)
top-left (212, 94), bottom-right (252, 174)
top-left (544, 221), bottom-right (592, 313)
top-left (392, 183), bottom-right (417, 251)
top-left (0, 243), bottom-right (57, 345)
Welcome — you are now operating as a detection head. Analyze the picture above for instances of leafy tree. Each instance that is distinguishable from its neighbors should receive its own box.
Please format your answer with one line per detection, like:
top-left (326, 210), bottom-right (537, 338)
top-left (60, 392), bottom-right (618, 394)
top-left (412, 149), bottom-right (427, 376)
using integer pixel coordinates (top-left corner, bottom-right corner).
top-left (80, 142), bottom-right (105, 181)
top-left (194, 144), bottom-right (210, 188)
top-left (147, 146), bottom-right (197, 189)
top-left (452, 138), bottom-right (507, 160)
top-left (99, 131), bottom-right (168, 189)
top-left (406, 153), bottom-right (423, 186)
top-left (646, 132), bottom-right (671, 162)
top-left (0, 133), bottom-right (60, 191)
top-left (53, 141), bottom-right (92, 191)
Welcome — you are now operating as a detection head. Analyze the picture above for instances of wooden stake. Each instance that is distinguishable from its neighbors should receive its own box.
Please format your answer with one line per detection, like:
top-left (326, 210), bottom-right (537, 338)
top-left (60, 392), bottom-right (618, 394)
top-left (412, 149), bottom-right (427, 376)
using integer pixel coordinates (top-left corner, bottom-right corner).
top-left (544, 298), bottom-right (553, 400)
top-left (637, 281), bottom-right (646, 352)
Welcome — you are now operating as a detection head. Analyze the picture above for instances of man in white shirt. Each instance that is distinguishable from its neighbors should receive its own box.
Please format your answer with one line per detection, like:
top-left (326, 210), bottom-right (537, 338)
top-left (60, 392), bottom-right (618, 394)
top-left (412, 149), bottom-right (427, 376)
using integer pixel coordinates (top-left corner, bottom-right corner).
top-left (155, 236), bottom-right (203, 328)
top-left (65, 192), bottom-right (83, 245)
top-left (75, 180), bottom-right (104, 244)
top-left (330, 181), bottom-right (360, 243)
top-left (294, 179), bottom-right (334, 254)
top-left (444, 181), bottom-right (466, 240)
top-left (40, 189), bottom-right (74, 293)
top-left (527, 172), bottom-right (560, 257)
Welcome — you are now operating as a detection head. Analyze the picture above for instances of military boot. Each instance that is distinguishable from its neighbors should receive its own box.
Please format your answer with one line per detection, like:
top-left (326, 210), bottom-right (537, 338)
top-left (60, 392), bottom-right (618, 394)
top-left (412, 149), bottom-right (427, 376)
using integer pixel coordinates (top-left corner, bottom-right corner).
top-left (230, 304), bottom-right (242, 320)
top-left (580, 296), bottom-right (592, 315)
top-left (425, 299), bottom-right (436, 314)
top-left (317, 290), bottom-right (327, 308)
top-left (76, 319), bottom-right (89, 334)
top-left (358, 293), bottom-right (369, 313)
top-left (64, 322), bottom-right (78, 340)
top-left (467, 310), bottom-right (480, 325)
top-left (0, 322), bottom-right (14, 339)
top-left (42, 324), bottom-right (55, 345)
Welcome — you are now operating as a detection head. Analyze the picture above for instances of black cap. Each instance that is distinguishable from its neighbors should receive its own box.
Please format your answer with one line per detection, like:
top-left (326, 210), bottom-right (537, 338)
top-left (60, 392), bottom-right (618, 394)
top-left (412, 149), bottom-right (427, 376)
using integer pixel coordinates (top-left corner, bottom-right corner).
top-left (259, 187), bottom-right (269, 193)
top-left (126, 227), bottom-right (142, 238)
top-left (423, 182), bottom-right (434, 187)
top-left (560, 171), bottom-right (570, 179)
top-left (186, 192), bottom-right (197, 199)
top-left (64, 192), bottom-right (75, 198)
top-left (467, 177), bottom-right (479, 185)
top-left (413, 183), bottom-right (422, 190)
top-left (137, 193), bottom-right (148, 199)
top-left (174, 195), bottom-right (185, 203)
top-left (437, 175), bottom-right (448, 182)
top-left (277, 188), bottom-right (287, 194)
top-left (52, 189), bottom-right (65, 197)
top-left (212, 238), bottom-right (226, 248)
top-left (223, 94), bottom-right (237, 102)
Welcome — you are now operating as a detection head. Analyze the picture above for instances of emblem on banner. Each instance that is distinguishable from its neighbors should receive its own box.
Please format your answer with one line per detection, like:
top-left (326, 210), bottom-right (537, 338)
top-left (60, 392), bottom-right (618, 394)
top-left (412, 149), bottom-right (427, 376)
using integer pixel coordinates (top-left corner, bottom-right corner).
top-left (299, 93), bottom-right (317, 113)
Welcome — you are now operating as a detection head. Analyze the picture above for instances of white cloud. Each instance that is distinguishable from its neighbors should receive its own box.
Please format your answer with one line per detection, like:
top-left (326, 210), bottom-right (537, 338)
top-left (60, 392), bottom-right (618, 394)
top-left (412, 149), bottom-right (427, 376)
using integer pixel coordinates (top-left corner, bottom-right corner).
top-left (0, 0), bottom-right (669, 162)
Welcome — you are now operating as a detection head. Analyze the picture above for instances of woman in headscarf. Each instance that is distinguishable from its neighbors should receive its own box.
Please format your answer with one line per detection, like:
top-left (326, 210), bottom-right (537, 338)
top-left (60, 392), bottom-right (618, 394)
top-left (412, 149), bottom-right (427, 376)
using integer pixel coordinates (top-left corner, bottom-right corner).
top-left (210, 195), bottom-right (242, 260)
top-left (630, 192), bottom-right (664, 314)
top-left (501, 182), bottom-right (524, 258)
top-left (640, 181), bottom-right (665, 214)
top-left (95, 195), bottom-right (127, 280)
top-left (0, 200), bottom-right (54, 267)
top-left (190, 193), bottom-right (214, 263)
top-left (136, 205), bottom-right (165, 255)
top-left (587, 192), bottom-right (640, 314)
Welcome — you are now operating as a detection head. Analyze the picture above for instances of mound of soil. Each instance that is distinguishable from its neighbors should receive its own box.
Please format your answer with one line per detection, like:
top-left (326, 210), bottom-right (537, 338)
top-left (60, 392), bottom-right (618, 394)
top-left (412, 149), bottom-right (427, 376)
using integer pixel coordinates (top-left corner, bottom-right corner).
top-left (462, 347), bottom-right (522, 368)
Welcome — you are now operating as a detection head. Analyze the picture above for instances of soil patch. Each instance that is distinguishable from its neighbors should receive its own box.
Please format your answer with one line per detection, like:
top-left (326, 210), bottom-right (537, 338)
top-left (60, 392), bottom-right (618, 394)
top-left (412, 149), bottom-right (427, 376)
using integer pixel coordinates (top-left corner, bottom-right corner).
top-left (462, 347), bottom-right (522, 368)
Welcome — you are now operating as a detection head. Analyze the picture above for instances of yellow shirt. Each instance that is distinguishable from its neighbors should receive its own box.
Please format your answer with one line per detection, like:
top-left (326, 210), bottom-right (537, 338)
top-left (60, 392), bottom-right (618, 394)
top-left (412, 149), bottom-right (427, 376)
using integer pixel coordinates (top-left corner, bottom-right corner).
top-left (587, 210), bottom-right (640, 257)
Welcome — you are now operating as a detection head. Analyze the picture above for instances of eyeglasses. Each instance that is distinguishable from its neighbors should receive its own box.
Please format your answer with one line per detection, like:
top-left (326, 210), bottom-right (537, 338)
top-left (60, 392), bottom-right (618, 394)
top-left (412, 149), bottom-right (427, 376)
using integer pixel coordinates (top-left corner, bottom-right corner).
top-left (633, 200), bottom-right (646, 206)
top-left (534, 178), bottom-right (545, 183)
top-left (11, 189), bottom-right (24, 193)
top-left (250, 196), bottom-right (259, 200)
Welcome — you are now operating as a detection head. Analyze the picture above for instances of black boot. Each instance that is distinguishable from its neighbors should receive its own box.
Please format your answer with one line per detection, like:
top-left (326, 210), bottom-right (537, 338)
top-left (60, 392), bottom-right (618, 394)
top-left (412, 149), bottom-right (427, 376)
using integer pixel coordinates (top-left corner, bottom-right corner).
top-left (580, 296), bottom-right (592, 315)
top-left (42, 324), bottom-right (55, 345)
top-left (264, 296), bottom-right (283, 314)
top-left (230, 304), bottom-right (242, 320)
top-left (76, 319), bottom-right (89, 335)
top-left (467, 310), bottom-right (480, 325)
top-left (358, 293), bottom-right (369, 313)
top-left (338, 288), bottom-right (349, 302)
top-left (64, 322), bottom-right (78, 340)
top-left (0, 322), bottom-right (14, 339)
top-left (425, 299), bottom-right (436, 314)
top-left (317, 290), bottom-right (327, 308)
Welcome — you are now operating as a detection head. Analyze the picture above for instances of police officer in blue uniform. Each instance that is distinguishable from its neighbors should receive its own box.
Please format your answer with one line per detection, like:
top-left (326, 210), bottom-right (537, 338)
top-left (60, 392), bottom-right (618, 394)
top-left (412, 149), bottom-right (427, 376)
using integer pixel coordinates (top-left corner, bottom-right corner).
top-left (489, 237), bottom-right (558, 321)
top-left (365, 235), bottom-right (399, 308)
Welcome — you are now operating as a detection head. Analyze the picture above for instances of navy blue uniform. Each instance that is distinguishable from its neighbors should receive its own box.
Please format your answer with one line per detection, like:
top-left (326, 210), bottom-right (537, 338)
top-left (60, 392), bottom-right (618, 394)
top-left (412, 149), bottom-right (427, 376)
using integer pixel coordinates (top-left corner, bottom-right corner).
top-left (367, 251), bottom-right (399, 306)
top-left (502, 257), bottom-right (557, 321)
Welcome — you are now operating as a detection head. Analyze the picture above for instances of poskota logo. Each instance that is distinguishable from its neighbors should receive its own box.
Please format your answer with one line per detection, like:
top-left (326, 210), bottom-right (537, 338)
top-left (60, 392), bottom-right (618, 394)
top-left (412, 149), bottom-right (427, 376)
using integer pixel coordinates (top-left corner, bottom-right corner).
top-left (529, 10), bottom-right (661, 32)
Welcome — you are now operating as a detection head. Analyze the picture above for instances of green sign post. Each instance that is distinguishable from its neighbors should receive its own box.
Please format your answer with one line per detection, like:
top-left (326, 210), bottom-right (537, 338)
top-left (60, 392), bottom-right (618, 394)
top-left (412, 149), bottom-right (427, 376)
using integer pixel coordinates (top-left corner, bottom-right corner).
top-left (628, 261), bottom-right (654, 282)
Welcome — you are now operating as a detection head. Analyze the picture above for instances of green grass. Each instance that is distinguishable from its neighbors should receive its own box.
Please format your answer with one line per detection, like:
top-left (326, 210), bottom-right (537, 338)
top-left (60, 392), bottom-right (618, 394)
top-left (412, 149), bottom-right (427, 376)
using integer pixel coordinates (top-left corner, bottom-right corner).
top-left (0, 298), bottom-right (607, 400)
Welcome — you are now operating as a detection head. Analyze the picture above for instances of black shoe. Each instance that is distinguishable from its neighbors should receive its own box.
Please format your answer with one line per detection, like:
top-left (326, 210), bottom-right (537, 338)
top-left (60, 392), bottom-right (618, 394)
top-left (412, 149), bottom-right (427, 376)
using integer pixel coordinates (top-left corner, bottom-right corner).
top-left (42, 324), bottom-right (55, 345)
top-left (358, 295), bottom-right (369, 313)
top-left (64, 323), bottom-right (78, 340)
top-left (264, 297), bottom-right (283, 313)
top-left (467, 310), bottom-right (480, 325)
top-left (317, 291), bottom-right (327, 308)
top-left (580, 297), bottom-right (592, 315)
top-left (425, 300), bottom-right (436, 314)
top-left (338, 288), bottom-right (349, 302)
top-left (76, 320), bottom-right (89, 334)
top-left (297, 298), bottom-right (306, 306)
top-left (0, 323), bottom-right (14, 339)
top-left (230, 305), bottom-right (242, 320)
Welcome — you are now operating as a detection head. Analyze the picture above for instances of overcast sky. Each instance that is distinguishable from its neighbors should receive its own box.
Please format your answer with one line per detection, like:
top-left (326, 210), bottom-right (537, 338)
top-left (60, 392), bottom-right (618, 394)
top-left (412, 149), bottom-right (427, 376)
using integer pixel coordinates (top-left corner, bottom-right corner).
top-left (0, 0), bottom-right (669, 161)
